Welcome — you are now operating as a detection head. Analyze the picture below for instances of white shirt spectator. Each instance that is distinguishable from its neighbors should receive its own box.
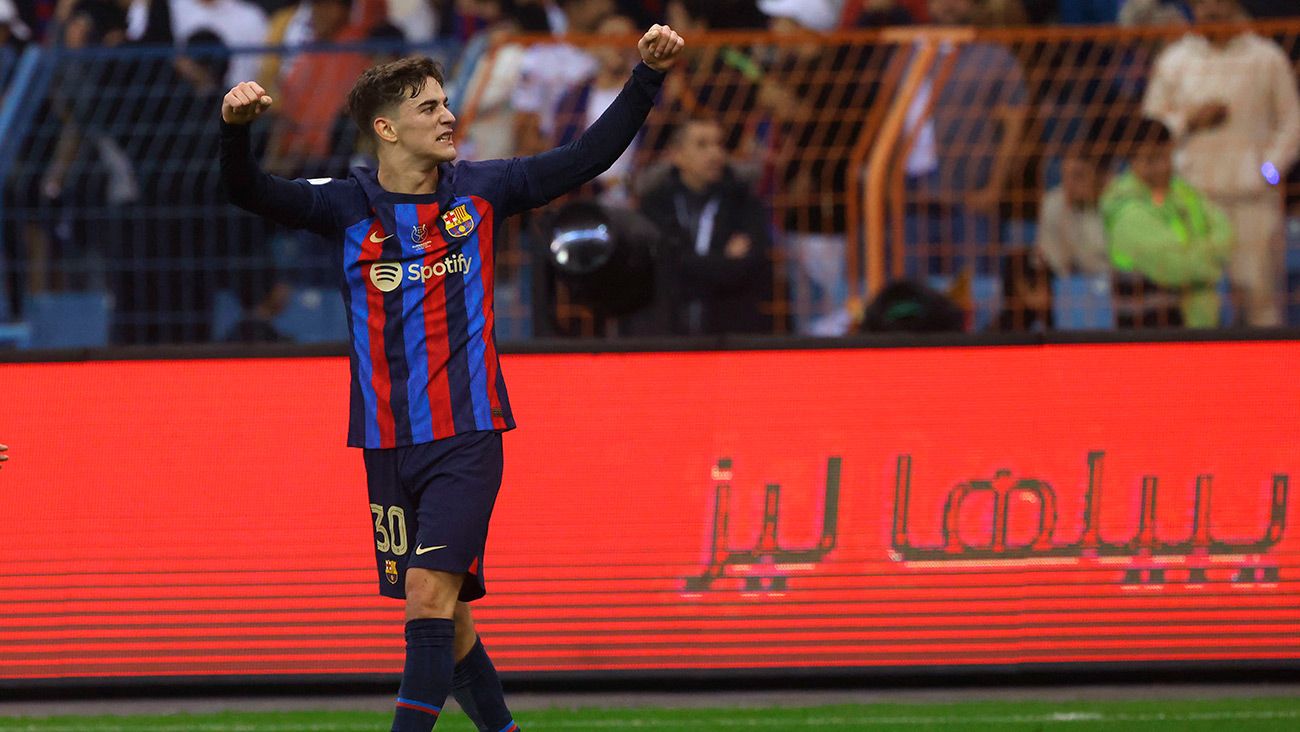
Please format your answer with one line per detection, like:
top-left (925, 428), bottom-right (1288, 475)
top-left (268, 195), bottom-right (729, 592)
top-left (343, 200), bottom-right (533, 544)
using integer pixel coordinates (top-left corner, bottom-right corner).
top-left (1037, 187), bottom-right (1109, 277)
top-left (1144, 32), bottom-right (1300, 199)
top-left (585, 84), bottom-right (636, 205)
top-left (169, 0), bottom-right (269, 87)
top-left (386, 0), bottom-right (438, 43)
top-left (511, 44), bottom-right (597, 138)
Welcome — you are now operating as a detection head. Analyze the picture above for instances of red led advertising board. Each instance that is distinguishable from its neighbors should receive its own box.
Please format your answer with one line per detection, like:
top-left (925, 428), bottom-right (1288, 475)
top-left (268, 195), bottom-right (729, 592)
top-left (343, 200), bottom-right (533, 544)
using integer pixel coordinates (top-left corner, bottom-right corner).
top-left (1, 341), bottom-right (1298, 682)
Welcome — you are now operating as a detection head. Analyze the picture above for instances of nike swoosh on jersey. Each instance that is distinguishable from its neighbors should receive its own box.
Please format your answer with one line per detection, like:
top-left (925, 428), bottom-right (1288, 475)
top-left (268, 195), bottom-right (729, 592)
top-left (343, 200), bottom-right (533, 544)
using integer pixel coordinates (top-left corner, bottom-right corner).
top-left (415, 544), bottom-right (448, 555)
top-left (369, 232), bottom-right (395, 243)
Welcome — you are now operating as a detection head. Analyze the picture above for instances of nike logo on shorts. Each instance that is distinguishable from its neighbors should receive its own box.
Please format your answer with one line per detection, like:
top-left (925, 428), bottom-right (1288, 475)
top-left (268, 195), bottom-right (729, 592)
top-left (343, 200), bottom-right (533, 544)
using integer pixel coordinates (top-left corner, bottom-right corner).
top-left (415, 544), bottom-right (448, 555)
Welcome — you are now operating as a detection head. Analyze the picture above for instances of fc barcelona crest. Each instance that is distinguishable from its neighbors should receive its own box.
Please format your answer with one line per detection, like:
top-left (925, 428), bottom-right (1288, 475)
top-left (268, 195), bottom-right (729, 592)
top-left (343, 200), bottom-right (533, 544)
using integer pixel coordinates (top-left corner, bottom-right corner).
top-left (442, 204), bottom-right (476, 238)
top-left (385, 559), bottom-right (399, 584)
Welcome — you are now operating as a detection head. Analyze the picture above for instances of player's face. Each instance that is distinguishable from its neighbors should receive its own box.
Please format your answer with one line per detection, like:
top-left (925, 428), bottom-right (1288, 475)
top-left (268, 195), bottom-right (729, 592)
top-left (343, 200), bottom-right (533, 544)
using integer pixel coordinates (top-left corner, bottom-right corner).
top-left (393, 77), bottom-right (458, 164)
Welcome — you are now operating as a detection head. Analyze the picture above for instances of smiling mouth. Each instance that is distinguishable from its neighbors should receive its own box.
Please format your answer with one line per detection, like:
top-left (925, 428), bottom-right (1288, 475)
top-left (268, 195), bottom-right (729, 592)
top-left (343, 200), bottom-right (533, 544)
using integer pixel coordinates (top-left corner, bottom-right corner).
top-left (437, 132), bottom-right (454, 143)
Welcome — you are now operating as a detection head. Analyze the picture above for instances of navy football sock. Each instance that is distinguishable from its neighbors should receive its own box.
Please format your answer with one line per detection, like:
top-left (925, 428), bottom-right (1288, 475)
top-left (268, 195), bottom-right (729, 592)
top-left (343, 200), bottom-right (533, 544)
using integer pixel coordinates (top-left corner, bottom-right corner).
top-left (452, 637), bottom-right (519, 732)
top-left (392, 618), bottom-right (456, 732)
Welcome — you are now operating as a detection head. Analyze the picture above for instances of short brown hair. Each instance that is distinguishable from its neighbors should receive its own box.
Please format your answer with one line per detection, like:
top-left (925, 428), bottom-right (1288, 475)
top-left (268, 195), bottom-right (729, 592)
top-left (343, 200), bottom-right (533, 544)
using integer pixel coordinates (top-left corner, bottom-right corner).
top-left (345, 56), bottom-right (446, 140)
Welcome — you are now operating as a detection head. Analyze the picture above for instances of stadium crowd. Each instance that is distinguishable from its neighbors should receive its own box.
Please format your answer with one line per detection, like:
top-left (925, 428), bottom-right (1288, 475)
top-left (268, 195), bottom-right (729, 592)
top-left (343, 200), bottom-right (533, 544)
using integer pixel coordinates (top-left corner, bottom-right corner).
top-left (1, 0), bottom-right (1299, 343)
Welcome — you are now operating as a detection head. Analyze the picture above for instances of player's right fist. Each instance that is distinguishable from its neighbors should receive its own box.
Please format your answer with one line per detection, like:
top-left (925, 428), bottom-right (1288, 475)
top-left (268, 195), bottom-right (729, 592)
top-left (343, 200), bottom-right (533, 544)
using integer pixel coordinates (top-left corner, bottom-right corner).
top-left (221, 81), bottom-right (273, 125)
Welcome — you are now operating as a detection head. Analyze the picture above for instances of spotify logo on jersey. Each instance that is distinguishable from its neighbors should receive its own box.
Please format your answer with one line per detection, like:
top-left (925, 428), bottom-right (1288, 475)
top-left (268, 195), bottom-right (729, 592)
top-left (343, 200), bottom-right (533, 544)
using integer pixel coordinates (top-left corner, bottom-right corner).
top-left (369, 262), bottom-right (403, 293)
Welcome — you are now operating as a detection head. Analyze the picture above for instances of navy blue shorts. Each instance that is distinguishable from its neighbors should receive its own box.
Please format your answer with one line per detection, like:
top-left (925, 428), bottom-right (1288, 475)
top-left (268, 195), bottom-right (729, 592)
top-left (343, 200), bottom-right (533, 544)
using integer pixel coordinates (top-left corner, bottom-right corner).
top-left (363, 430), bottom-right (504, 602)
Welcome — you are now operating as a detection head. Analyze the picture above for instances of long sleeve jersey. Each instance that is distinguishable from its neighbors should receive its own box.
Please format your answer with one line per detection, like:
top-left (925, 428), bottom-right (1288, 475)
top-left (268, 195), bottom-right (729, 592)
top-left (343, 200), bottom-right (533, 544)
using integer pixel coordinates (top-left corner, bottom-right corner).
top-left (220, 63), bottom-right (665, 448)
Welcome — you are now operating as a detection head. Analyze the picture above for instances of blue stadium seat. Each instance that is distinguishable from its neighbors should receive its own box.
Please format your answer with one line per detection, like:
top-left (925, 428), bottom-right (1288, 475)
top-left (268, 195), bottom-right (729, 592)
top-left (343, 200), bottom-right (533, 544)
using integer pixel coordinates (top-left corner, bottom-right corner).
top-left (24, 291), bottom-right (110, 348)
top-left (274, 287), bottom-right (347, 343)
top-left (1053, 274), bottom-right (1113, 330)
top-left (211, 289), bottom-right (241, 341)
top-left (215, 287), bottom-right (348, 343)
top-left (0, 322), bottom-right (31, 348)
top-left (1217, 276), bottom-right (1236, 327)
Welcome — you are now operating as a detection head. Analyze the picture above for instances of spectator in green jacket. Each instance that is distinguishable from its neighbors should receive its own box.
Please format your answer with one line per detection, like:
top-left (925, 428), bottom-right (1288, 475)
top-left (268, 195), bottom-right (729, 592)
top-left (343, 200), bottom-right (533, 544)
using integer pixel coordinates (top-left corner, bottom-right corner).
top-left (1101, 118), bottom-right (1233, 328)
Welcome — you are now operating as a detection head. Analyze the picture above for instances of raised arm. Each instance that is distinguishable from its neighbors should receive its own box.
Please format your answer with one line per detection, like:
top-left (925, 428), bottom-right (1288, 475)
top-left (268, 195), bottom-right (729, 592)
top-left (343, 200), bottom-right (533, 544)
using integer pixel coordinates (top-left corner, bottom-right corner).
top-left (218, 81), bottom-right (336, 234)
top-left (513, 25), bottom-right (685, 211)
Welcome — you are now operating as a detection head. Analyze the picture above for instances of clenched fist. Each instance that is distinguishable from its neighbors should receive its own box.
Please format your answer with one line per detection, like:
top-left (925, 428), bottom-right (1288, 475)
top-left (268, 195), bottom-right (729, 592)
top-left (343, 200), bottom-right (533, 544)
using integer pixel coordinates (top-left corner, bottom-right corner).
top-left (222, 81), bottom-right (274, 125)
top-left (638, 24), bottom-right (685, 73)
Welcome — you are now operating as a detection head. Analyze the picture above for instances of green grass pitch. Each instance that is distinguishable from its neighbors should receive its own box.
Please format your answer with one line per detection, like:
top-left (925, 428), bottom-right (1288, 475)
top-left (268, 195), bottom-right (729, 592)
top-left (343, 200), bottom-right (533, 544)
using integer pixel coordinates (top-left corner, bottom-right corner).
top-left (3, 698), bottom-right (1300, 731)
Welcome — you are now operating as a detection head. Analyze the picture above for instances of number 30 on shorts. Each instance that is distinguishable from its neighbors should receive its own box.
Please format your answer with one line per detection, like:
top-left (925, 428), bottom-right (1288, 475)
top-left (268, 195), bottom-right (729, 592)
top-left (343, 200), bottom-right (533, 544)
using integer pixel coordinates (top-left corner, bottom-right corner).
top-left (370, 503), bottom-right (408, 556)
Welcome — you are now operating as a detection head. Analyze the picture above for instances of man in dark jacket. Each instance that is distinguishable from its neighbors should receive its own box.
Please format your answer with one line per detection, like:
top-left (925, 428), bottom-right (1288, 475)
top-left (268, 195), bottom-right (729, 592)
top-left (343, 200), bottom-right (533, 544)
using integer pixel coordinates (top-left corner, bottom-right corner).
top-left (640, 117), bottom-right (774, 335)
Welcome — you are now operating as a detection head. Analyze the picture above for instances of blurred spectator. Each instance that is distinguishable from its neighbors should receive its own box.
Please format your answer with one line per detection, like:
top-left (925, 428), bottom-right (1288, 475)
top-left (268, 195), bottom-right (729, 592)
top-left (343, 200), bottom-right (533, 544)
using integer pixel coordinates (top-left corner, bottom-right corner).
top-left (1037, 148), bottom-right (1109, 277)
top-left (903, 0), bottom-right (1030, 275)
top-left (0, 0), bottom-right (32, 49)
top-left (759, 0), bottom-right (878, 336)
top-left (848, 0), bottom-right (917, 26)
top-left (1142, 0), bottom-right (1300, 327)
top-left (110, 29), bottom-right (233, 343)
top-left (639, 117), bottom-right (775, 335)
top-left (974, 0), bottom-right (1028, 25)
top-left (385, 0), bottom-right (439, 41)
top-left (449, 0), bottom-right (550, 160)
top-left (860, 279), bottom-right (965, 333)
top-left (1118, 0), bottom-right (1190, 26)
top-left (168, 0), bottom-right (269, 86)
top-left (994, 248), bottom-right (1053, 331)
top-left (554, 14), bottom-right (643, 206)
top-left (258, 1), bottom-right (313, 101)
top-left (268, 0), bottom-right (385, 175)
top-left (758, 0), bottom-right (843, 32)
top-left (37, 0), bottom-right (134, 296)
top-left (1101, 118), bottom-right (1232, 328)
top-left (225, 274), bottom-right (291, 342)
top-left (511, 0), bottom-right (612, 156)
top-left (260, 0), bottom-right (395, 112)
top-left (841, 0), bottom-right (928, 26)
top-left (667, 0), bottom-right (769, 29)
top-left (122, 0), bottom-right (176, 43)
top-left (656, 0), bottom-right (772, 156)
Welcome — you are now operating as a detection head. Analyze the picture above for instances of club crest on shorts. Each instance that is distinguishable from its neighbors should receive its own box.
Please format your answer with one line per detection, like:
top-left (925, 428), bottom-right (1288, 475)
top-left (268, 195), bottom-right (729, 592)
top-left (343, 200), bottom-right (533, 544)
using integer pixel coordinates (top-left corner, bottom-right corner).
top-left (442, 204), bottom-right (476, 238)
top-left (385, 559), bottom-right (399, 584)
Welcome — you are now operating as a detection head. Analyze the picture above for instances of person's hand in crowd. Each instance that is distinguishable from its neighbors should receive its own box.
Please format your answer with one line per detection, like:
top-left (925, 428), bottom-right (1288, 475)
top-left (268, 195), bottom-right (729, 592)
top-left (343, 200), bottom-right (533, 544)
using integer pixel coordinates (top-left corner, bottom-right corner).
top-left (639, 25), bottom-right (686, 72)
top-left (1187, 101), bottom-right (1229, 133)
top-left (222, 81), bottom-right (274, 125)
top-left (725, 233), bottom-right (752, 259)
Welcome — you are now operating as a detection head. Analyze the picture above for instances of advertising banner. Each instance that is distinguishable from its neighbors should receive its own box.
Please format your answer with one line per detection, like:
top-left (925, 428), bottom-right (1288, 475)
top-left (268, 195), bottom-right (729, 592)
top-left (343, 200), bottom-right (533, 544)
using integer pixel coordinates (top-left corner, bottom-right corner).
top-left (2, 342), bottom-right (1297, 681)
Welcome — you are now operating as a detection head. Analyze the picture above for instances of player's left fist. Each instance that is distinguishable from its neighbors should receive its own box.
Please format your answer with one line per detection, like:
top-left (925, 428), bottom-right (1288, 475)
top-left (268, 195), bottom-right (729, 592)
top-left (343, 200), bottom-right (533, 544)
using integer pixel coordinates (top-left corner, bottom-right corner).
top-left (638, 24), bottom-right (685, 72)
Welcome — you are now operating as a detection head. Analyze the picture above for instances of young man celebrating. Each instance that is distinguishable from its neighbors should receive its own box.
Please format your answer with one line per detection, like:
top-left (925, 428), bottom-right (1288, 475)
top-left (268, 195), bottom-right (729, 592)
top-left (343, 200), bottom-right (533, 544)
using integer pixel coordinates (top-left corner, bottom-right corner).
top-left (218, 25), bottom-right (684, 732)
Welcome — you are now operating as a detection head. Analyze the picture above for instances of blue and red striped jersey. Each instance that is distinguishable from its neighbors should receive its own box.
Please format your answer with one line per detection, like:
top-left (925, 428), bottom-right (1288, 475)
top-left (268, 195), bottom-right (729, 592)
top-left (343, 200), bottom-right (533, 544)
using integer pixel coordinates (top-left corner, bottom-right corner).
top-left (221, 64), bottom-right (665, 448)
top-left (221, 63), bottom-right (665, 448)
top-left (339, 169), bottom-right (521, 448)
